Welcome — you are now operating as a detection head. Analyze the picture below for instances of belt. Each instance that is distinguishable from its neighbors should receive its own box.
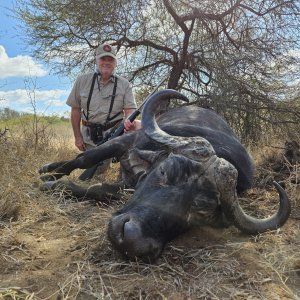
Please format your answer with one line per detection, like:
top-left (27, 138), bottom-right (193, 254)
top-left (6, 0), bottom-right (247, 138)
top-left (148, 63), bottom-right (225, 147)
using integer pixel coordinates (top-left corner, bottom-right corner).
top-left (81, 119), bottom-right (121, 131)
top-left (81, 119), bottom-right (91, 126)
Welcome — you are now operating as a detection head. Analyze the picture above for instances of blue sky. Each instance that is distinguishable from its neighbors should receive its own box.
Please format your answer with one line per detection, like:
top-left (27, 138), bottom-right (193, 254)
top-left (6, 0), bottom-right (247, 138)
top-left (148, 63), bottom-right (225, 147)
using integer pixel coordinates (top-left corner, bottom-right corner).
top-left (0, 1), bottom-right (72, 117)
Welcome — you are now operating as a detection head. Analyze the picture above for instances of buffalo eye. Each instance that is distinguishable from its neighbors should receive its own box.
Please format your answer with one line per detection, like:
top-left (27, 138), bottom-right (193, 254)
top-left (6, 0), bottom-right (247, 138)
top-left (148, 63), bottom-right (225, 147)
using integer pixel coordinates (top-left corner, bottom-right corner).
top-left (159, 167), bottom-right (167, 177)
top-left (158, 166), bottom-right (168, 181)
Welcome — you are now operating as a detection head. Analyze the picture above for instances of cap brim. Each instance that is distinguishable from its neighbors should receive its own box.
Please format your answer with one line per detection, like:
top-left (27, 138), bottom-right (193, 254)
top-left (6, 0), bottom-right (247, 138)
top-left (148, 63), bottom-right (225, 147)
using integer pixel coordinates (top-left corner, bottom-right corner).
top-left (97, 53), bottom-right (117, 60)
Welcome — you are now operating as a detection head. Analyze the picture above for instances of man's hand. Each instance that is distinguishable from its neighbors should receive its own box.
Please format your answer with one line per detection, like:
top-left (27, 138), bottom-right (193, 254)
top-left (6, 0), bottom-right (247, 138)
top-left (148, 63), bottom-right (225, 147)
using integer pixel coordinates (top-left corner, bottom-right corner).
top-left (124, 119), bottom-right (142, 133)
top-left (75, 136), bottom-right (86, 151)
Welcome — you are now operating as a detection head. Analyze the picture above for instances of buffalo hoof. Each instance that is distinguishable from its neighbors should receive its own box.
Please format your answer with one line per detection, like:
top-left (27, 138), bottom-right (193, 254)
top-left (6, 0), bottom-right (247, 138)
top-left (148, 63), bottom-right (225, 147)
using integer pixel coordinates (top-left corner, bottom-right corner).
top-left (39, 181), bottom-right (59, 191)
top-left (40, 173), bottom-right (65, 182)
top-left (39, 163), bottom-right (53, 174)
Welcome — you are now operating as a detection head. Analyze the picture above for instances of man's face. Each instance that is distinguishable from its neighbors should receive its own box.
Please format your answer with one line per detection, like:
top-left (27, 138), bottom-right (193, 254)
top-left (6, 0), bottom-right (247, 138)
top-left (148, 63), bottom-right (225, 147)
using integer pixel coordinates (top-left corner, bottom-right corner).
top-left (97, 56), bottom-right (116, 78)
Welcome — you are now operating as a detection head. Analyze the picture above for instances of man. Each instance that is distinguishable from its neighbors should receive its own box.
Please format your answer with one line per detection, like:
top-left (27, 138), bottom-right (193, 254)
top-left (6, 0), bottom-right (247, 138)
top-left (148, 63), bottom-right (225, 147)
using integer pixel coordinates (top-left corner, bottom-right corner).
top-left (67, 42), bottom-right (139, 152)
top-left (66, 42), bottom-right (140, 174)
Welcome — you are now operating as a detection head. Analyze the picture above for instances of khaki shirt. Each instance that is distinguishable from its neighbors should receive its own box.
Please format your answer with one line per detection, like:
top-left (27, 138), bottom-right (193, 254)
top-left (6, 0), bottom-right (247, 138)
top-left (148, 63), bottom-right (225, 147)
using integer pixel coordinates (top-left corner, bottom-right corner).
top-left (67, 72), bottom-right (137, 123)
top-left (67, 72), bottom-right (137, 145)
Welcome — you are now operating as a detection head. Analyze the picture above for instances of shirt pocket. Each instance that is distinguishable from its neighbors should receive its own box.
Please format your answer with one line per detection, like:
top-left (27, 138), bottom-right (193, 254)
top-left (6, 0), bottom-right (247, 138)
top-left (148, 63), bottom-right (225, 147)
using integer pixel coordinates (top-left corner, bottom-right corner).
top-left (101, 93), bottom-right (124, 115)
top-left (79, 91), bottom-right (90, 111)
top-left (98, 93), bottom-right (113, 114)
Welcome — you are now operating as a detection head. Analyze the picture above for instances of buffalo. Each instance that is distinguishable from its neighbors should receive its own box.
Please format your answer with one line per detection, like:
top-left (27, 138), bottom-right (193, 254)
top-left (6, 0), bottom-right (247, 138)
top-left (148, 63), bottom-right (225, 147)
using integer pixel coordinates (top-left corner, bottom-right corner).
top-left (39, 89), bottom-right (291, 262)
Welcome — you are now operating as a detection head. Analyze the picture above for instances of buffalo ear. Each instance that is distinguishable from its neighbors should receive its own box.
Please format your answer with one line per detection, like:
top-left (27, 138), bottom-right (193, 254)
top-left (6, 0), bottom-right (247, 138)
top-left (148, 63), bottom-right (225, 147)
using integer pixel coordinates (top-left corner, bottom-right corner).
top-left (285, 140), bottom-right (300, 150)
top-left (135, 149), bottom-right (168, 164)
top-left (291, 140), bottom-right (300, 149)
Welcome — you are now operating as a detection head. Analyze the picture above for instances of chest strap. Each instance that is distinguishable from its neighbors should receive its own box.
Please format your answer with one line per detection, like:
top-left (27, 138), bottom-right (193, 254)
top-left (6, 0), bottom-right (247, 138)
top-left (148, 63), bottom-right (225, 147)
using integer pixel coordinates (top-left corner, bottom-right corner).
top-left (83, 72), bottom-right (98, 121)
top-left (83, 73), bottom-right (120, 124)
top-left (105, 76), bottom-right (120, 124)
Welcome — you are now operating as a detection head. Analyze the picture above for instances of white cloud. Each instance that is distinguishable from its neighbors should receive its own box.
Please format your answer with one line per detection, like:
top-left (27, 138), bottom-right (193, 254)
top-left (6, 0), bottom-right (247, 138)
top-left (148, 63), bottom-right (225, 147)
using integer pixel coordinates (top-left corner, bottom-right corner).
top-left (0, 45), bottom-right (48, 79)
top-left (0, 88), bottom-right (70, 116)
top-left (45, 99), bottom-right (66, 107)
top-left (0, 89), bottom-right (69, 106)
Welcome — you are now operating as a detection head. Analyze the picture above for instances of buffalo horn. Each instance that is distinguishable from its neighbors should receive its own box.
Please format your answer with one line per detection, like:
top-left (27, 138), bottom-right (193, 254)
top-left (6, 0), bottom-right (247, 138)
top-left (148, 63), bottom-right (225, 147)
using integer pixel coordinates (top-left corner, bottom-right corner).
top-left (220, 181), bottom-right (291, 234)
top-left (142, 89), bottom-right (190, 147)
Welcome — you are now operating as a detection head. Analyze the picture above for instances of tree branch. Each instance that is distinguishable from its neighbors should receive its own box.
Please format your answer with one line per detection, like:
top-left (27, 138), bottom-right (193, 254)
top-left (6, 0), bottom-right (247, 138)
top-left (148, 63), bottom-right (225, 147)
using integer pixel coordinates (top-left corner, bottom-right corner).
top-left (117, 36), bottom-right (177, 58)
top-left (163, 0), bottom-right (189, 33)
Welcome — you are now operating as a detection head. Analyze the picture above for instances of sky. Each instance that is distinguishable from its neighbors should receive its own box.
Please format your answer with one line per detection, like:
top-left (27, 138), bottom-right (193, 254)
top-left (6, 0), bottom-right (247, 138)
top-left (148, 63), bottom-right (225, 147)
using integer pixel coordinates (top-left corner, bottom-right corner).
top-left (0, 1), bottom-right (72, 117)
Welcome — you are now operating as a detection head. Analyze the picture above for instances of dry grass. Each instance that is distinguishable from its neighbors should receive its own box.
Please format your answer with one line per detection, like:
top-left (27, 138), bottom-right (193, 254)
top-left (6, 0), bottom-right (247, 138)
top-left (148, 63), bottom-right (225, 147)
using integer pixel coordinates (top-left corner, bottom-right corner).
top-left (0, 125), bottom-right (299, 300)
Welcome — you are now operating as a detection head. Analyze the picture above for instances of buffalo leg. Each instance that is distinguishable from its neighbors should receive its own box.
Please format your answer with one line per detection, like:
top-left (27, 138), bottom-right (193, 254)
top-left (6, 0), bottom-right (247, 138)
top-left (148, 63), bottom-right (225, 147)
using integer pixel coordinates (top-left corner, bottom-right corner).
top-left (40, 180), bottom-right (127, 201)
top-left (39, 136), bottom-right (132, 181)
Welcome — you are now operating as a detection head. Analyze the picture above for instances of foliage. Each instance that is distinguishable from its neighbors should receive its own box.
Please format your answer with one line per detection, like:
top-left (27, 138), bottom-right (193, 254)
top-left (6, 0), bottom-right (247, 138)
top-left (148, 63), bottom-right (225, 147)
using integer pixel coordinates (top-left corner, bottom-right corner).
top-left (0, 108), bottom-right (70, 155)
top-left (0, 107), bottom-right (21, 120)
top-left (0, 108), bottom-right (69, 125)
top-left (14, 0), bottom-right (300, 142)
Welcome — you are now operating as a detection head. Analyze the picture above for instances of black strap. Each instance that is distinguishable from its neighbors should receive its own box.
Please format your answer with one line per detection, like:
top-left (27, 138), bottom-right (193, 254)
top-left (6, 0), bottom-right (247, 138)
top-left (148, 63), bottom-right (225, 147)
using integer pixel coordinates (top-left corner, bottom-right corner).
top-left (83, 72), bottom-right (98, 121)
top-left (105, 77), bottom-right (119, 124)
top-left (84, 74), bottom-right (120, 124)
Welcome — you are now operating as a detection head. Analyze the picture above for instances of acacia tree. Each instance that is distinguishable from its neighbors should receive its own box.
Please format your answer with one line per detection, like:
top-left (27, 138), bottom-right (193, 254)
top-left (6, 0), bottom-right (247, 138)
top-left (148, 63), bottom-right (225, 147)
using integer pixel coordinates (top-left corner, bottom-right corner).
top-left (16, 0), bottom-right (300, 141)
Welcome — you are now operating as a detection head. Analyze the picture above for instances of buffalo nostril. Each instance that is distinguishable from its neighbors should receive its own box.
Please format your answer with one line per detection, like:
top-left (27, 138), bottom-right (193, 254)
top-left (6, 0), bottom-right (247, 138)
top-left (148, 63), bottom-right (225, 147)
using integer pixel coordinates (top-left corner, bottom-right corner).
top-left (120, 217), bottom-right (130, 239)
top-left (123, 220), bottom-right (142, 241)
top-left (111, 215), bottom-right (143, 247)
top-left (110, 215), bottom-right (131, 244)
top-left (108, 215), bottom-right (163, 262)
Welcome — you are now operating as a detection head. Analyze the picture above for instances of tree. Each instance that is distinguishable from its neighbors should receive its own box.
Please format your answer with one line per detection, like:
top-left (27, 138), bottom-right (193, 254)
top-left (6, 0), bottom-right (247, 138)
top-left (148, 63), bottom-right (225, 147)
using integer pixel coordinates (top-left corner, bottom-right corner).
top-left (0, 107), bottom-right (20, 120)
top-left (15, 0), bottom-right (300, 142)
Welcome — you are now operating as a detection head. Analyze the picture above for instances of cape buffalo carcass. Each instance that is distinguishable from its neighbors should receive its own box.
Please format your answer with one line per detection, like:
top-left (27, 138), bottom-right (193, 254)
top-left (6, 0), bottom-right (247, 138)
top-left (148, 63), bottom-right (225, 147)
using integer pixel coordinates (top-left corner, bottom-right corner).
top-left (39, 89), bottom-right (291, 262)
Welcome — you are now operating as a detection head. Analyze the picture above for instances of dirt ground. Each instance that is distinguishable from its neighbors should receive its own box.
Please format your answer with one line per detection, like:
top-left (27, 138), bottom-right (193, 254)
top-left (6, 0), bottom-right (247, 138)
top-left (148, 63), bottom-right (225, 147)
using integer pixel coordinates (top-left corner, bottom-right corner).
top-left (0, 129), bottom-right (299, 300)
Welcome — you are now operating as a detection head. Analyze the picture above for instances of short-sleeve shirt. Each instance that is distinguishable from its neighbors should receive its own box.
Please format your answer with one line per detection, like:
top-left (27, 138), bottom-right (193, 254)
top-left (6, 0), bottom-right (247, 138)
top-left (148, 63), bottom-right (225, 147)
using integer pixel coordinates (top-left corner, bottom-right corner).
top-left (66, 72), bottom-right (137, 124)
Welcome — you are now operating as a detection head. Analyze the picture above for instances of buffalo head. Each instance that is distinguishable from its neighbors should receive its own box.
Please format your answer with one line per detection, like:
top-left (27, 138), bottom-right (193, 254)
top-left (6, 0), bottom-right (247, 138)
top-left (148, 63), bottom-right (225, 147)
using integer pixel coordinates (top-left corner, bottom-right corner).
top-left (107, 90), bottom-right (291, 262)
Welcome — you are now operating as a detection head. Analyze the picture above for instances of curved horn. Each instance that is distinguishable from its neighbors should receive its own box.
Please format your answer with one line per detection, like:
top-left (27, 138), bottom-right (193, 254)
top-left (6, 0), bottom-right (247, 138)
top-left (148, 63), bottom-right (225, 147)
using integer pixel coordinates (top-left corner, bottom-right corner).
top-left (142, 89), bottom-right (189, 146)
top-left (141, 89), bottom-right (215, 161)
top-left (221, 180), bottom-right (291, 234)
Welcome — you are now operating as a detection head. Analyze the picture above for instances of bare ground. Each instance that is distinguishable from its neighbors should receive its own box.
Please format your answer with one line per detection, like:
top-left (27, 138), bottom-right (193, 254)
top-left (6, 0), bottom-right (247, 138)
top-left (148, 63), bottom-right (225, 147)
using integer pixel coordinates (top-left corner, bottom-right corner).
top-left (0, 130), bottom-right (299, 300)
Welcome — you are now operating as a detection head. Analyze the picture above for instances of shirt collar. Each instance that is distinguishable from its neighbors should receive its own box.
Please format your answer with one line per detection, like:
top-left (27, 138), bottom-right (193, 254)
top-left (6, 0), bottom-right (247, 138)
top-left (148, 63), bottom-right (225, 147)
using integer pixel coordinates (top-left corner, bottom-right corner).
top-left (97, 72), bottom-right (116, 83)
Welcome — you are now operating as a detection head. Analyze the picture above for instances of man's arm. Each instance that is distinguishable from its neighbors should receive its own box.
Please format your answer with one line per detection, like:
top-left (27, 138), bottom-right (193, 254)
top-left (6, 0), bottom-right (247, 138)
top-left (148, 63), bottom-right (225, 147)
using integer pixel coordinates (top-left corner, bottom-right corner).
top-left (71, 107), bottom-right (86, 151)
